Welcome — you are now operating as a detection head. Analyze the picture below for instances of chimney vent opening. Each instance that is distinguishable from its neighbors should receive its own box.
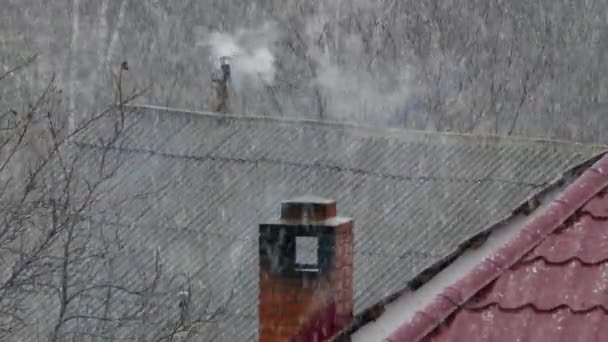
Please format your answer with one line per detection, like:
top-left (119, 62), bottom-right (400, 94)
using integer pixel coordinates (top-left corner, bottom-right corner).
top-left (295, 236), bottom-right (319, 272)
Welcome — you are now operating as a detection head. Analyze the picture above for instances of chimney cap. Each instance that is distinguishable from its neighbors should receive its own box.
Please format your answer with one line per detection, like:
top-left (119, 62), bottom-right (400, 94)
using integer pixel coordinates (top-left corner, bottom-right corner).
top-left (280, 195), bottom-right (337, 222)
top-left (282, 195), bottom-right (335, 205)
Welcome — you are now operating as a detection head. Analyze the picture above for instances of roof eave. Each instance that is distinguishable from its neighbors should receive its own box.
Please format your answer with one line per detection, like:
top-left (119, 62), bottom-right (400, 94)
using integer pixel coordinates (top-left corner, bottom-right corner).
top-left (383, 153), bottom-right (608, 342)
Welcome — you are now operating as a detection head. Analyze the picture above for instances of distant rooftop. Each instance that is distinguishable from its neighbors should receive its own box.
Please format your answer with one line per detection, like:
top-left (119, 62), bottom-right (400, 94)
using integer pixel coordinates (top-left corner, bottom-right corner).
top-left (74, 105), bottom-right (606, 341)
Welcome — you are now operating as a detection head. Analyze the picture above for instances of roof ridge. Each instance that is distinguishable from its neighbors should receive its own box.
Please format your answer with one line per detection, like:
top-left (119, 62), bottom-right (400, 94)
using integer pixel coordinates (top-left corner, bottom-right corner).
top-left (384, 153), bottom-right (608, 342)
top-left (129, 104), bottom-right (608, 151)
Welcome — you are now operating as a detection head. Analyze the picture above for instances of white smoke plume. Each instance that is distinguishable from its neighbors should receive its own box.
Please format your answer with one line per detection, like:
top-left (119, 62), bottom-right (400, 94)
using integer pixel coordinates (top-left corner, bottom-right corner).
top-left (201, 23), bottom-right (279, 84)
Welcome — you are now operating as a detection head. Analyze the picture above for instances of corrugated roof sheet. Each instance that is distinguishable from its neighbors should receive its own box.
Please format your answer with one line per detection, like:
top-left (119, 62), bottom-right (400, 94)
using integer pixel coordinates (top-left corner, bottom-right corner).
top-left (422, 189), bottom-right (608, 342)
top-left (64, 106), bottom-right (605, 341)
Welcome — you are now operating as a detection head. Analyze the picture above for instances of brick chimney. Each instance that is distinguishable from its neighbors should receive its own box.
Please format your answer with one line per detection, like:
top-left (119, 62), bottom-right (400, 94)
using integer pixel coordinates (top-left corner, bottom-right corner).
top-left (259, 196), bottom-right (354, 342)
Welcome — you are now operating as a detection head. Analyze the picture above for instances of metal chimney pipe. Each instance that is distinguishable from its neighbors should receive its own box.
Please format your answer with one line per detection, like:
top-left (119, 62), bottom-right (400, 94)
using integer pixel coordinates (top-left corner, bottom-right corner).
top-left (220, 56), bottom-right (231, 83)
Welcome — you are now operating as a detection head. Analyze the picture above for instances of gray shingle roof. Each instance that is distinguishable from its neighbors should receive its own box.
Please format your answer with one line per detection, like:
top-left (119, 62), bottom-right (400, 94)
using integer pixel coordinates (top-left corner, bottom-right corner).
top-left (77, 105), bottom-right (605, 341)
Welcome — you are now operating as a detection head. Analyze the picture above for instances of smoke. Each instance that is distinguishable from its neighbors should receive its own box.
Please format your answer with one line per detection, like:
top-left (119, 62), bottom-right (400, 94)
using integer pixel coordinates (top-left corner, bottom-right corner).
top-left (197, 13), bottom-right (420, 124)
top-left (285, 1), bottom-right (419, 125)
top-left (202, 23), bottom-right (279, 84)
top-left (313, 60), bottom-right (417, 124)
top-left (306, 25), bottom-right (418, 124)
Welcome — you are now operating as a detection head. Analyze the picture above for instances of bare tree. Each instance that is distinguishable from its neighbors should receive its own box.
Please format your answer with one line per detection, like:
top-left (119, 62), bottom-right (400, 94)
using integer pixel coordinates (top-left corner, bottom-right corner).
top-left (0, 58), bottom-right (232, 342)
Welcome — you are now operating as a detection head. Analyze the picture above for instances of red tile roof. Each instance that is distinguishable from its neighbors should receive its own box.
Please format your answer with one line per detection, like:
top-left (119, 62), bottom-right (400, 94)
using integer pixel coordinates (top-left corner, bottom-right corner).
top-left (385, 154), bottom-right (608, 342)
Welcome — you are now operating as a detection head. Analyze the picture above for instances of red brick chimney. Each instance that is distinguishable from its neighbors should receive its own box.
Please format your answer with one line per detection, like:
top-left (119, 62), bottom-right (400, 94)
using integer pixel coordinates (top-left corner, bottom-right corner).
top-left (259, 196), bottom-right (354, 342)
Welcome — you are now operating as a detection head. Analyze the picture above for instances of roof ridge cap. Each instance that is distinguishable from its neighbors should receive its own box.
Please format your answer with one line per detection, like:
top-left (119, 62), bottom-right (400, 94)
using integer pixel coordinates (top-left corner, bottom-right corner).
top-left (384, 153), bottom-right (608, 342)
top-left (128, 104), bottom-right (608, 151)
